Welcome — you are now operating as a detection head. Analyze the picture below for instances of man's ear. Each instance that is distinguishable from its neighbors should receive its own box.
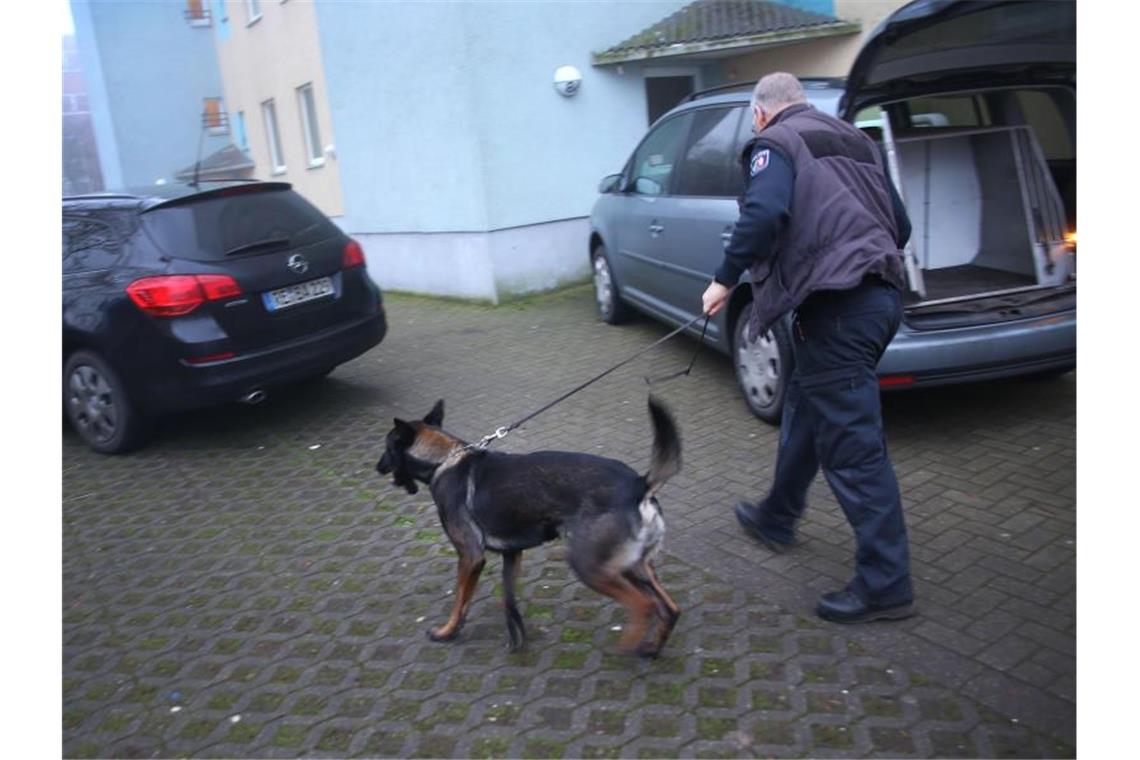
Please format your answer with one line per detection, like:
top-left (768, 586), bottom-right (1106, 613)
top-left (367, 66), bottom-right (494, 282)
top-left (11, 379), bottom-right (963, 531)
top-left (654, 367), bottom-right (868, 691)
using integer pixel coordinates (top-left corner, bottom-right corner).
top-left (423, 399), bottom-right (445, 427)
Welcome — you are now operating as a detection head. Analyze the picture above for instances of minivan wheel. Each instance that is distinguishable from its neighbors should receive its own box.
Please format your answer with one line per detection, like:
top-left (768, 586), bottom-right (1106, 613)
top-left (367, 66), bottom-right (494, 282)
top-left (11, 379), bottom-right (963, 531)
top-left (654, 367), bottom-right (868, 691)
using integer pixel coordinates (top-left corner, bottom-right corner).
top-left (733, 305), bottom-right (792, 425)
top-left (64, 350), bottom-right (150, 454)
top-left (592, 245), bottom-right (629, 325)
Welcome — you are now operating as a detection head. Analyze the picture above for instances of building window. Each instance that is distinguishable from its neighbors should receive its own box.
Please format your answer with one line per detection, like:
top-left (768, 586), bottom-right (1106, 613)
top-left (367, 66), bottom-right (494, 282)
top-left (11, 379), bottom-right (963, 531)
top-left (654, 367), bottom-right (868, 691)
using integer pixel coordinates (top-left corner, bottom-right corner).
top-left (262, 99), bottom-right (285, 174)
top-left (235, 111), bottom-right (249, 152)
top-left (203, 97), bottom-right (229, 135)
top-left (245, 0), bottom-right (262, 25)
top-left (185, 0), bottom-right (211, 27)
top-left (296, 84), bottom-right (324, 167)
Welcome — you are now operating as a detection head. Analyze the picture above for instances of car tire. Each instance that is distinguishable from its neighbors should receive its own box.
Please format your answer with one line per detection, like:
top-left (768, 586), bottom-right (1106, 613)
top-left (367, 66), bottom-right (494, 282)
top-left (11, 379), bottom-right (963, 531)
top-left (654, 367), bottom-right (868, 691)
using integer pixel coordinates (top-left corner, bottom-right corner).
top-left (592, 245), bottom-right (629, 325)
top-left (733, 303), bottom-right (793, 426)
top-left (64, 349), bottom-right (150, 454)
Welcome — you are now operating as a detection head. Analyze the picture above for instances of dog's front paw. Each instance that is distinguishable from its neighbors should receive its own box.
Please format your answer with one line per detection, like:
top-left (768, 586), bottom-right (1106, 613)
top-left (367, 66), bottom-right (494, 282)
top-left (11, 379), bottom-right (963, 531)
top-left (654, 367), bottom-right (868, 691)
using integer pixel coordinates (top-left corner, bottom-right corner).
top-left (427, 624), bottom-right (461, 642)
top-left (635, 642), bottom-right (662, 660)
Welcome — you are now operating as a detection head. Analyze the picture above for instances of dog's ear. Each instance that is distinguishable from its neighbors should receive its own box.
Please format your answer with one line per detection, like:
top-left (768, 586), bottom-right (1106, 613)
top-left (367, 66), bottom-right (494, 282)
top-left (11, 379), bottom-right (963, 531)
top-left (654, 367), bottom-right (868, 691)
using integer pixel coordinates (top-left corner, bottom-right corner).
top-left (423, 399), bottom-right (445, 427)
top-left (392, 418), bottom-right (416, 444)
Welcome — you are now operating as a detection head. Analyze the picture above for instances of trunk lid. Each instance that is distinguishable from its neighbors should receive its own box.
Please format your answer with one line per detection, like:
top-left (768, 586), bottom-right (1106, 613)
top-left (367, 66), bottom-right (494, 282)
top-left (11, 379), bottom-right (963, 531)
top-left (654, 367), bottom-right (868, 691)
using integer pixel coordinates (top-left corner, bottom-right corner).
top-left (840, 0), bottom-right (1075, 119)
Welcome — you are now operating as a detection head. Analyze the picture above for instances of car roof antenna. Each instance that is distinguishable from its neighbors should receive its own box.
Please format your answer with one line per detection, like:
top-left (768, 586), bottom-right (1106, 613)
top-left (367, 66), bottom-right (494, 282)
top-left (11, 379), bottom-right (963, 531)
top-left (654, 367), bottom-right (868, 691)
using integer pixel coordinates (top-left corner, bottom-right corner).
top-left (191, 123), bottom-right (207, 189)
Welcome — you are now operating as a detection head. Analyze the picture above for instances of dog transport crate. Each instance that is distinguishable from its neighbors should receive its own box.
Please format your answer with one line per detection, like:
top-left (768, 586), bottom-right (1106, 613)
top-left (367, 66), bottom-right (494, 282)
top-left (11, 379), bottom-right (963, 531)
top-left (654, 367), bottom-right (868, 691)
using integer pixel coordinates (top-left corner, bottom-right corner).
top-left (887, 124), bottom-right (1073, 305)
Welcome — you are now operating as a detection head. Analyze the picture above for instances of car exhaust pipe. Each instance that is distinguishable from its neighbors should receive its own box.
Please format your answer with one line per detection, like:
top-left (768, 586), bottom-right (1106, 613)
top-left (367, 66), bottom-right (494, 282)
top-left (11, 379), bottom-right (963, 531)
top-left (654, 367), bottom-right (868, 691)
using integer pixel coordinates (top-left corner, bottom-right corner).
top-left (240, 389), bottom-right (267, 405)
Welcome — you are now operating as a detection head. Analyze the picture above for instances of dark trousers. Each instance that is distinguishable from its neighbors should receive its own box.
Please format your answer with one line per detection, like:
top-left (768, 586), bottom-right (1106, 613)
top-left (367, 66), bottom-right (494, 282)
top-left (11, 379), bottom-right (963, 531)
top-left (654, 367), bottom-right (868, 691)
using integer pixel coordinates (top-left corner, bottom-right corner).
top-left (756, 277), bottom-right (913, 606)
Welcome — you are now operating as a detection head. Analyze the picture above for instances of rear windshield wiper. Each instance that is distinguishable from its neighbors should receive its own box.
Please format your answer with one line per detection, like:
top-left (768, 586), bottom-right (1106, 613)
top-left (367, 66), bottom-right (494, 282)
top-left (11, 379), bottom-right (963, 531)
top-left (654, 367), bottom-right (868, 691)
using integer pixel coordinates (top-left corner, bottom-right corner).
top-left (224, 237), bottom-right (291, 257)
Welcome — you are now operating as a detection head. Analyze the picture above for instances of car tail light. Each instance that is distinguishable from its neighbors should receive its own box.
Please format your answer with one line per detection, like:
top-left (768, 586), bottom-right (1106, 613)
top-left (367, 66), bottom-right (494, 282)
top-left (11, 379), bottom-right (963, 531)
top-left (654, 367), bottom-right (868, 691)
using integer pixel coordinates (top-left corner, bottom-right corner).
top-left (343, 239), bottom-right (366, 269)
top-left (126, 275), bottom-right (243, 317)
top-left (879, 374), bottom-right (915, 388)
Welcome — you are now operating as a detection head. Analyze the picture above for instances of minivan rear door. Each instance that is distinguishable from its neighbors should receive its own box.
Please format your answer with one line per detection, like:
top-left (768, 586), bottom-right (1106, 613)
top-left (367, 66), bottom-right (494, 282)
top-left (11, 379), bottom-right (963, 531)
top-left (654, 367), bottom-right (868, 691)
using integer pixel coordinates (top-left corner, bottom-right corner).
top-left (841, 0), bottom-right (1075, 120)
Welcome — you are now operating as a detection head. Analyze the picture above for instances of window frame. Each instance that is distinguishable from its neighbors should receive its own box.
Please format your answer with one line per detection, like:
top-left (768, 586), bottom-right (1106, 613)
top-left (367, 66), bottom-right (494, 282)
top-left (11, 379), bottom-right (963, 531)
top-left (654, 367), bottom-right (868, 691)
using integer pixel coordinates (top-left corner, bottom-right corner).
top-left (671, 105), bottom-right (745, 199)
top-left (245, 0), bottom-right (262, 25)
top-left (261, 98), bottom-right (286, 175)
top-left (625, 111), bottom-right (695, 197)
top-left (296, 83), bottom-right (325, 168)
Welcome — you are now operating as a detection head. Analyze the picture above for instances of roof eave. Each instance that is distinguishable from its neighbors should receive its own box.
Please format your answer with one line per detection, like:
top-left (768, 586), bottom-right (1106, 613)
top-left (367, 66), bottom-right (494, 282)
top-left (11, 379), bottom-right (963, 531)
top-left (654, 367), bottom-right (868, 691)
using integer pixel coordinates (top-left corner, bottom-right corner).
top-left (592, 21), bottom-right (861, 66)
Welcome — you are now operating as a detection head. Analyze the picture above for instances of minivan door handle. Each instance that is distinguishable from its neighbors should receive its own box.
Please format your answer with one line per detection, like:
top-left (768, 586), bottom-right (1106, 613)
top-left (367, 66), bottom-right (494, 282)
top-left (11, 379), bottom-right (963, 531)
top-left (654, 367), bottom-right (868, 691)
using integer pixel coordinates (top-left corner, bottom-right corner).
top-left (648, 222), bottom-right (664, 237)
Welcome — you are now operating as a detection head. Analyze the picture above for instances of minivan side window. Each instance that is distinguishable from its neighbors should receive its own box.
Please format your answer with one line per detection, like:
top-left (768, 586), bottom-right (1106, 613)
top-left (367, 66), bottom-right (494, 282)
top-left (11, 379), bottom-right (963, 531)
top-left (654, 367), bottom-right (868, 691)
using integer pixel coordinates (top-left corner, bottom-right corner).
top-left (629, 113), bottom-right (692, 196)
top-left (673, 107), bottom-right (743, 198)
top-left (63, 216), bottom-right (120, 273)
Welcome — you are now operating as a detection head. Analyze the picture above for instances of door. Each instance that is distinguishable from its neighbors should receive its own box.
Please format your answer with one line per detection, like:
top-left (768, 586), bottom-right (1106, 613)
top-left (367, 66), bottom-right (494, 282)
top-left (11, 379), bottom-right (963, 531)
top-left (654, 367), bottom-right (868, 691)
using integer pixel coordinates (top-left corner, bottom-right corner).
top-left (646, 76), bottom-right (695, 125)
top-left (608, 112), bottom-right (694, 307)
top-left (644, 105), bottom-right (746, 336)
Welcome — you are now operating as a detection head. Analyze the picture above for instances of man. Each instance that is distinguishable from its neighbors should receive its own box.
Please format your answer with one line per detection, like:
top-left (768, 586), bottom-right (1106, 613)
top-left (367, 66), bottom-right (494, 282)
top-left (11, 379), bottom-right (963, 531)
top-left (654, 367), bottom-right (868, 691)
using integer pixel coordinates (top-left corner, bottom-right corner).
top-left (701, 72), bottom-right (915, 624)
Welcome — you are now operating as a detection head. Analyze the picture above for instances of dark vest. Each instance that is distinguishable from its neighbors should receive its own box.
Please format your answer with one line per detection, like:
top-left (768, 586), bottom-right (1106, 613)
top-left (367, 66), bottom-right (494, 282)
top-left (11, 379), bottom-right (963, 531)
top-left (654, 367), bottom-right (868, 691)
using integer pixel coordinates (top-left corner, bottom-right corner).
top-left (744, 104), bottom-right (906, 334)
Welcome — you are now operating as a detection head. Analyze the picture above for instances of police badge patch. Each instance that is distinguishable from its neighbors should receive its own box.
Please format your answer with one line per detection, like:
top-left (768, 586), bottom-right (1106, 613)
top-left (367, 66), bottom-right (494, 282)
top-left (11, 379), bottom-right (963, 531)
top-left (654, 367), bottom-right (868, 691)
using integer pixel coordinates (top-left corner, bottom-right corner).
top-left (750, 149), bottom-right (770, 177)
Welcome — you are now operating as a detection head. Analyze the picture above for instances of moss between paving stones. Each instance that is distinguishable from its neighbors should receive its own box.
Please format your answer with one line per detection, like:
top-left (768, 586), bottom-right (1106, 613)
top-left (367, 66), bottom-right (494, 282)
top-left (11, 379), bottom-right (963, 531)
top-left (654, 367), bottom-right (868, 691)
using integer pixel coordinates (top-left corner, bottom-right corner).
top-left (697, 685), bottom-right (737, 709)
top-left (696, 715), bottom-right (738, 741)
top-left (364, 729), bottom-right (408, 756)
top-left (272, 724), bottom-right (307, 747)
top-left (641, 713), bottom-right (680, 737)
top-left (862, 694), bottom-right (904, 717)
top-left (594, 678), bottom-right (633, 701)
top-left (554, 650), bottom-right (590, 670)
top-left (526, 737), bottom-right (571, 758)
top-left (206, 691), bottom-right (240, 710)
top-left (806, 692), bottom-right (847, 714)
top-left (645, 681), bottom-right (686, 706)
top-left (225, 720), bottom-right (260, 744)
top-left (580, 743), bottom-right (623, 759)
top-left (316, 727), bottom-right (354, 752)
top-left (870, 727), bottom-right (916, 753)
top-left (470, 736), bottom-right (512, 758)
top-left (921, 696), bottom-right (966, 721)
top-left (752, 719), bottom-right (796, 745)
top-left (812, 723), bottom-right (854, 749)
top-left (179, 718), bottom-right (216, 741)
top-left (291, 694), bottom-right (328, 715)
top-left (699, 657), bottom-right (733, 677)
top-left (929, 729), bottom-right (977, 758)
top-left (247, 691), bottom-right (285, 713)
top-left (587, 708), bottom-right (627, 735)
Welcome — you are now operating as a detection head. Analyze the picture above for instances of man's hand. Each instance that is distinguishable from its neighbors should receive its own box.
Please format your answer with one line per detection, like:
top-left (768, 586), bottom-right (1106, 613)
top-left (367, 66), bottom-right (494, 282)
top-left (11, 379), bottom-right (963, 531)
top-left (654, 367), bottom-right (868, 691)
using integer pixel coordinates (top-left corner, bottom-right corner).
top-left (702, 281), bottom-right (731, 316)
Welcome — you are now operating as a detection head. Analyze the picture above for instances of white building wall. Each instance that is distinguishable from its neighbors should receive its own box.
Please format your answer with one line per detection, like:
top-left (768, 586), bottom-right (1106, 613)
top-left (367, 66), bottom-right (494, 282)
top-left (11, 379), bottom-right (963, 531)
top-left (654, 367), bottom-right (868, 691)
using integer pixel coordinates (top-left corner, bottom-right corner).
top-left (315, 0), bottom-right (689, 300)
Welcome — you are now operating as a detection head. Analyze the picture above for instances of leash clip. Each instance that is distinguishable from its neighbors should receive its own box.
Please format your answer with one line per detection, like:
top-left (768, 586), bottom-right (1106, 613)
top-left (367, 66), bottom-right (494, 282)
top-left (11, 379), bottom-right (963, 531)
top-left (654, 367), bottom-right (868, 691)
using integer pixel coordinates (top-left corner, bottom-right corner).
top-left (475, 426), bottom-right (510, 449)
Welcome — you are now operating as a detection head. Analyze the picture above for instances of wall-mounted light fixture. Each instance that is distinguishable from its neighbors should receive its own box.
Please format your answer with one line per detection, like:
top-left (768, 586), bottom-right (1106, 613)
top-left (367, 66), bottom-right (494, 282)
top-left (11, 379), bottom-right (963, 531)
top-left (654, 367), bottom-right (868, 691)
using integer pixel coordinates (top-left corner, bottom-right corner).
top-left (554, 65), bottom-right (582, 97)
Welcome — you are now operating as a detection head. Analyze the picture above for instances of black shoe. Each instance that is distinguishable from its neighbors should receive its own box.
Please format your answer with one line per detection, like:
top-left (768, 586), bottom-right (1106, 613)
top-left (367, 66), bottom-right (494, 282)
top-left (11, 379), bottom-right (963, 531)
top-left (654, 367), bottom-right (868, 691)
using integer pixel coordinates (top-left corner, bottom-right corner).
top-left (816, 590), bottom-right (915, 624)
top-left (734, 502), bottom-right (793, 553)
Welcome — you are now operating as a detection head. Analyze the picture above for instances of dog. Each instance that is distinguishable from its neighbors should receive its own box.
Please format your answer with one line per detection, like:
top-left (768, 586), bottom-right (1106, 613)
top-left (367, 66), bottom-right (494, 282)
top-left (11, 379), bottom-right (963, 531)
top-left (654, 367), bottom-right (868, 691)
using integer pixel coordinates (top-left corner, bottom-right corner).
top-left (375, 396), bottom-right (682, 657)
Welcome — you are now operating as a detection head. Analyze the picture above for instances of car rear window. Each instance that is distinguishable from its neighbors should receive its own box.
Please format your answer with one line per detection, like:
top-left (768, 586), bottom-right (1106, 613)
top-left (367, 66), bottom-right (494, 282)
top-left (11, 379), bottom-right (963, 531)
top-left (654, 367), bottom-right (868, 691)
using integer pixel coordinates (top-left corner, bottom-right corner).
top-left (141, 188), bottom-right (338, 261)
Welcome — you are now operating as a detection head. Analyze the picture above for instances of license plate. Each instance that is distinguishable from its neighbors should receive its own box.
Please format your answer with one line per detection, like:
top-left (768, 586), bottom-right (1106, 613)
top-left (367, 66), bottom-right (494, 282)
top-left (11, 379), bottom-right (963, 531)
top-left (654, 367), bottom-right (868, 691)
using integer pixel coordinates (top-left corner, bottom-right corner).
top-left (262, 276), bottom-right (334, 311)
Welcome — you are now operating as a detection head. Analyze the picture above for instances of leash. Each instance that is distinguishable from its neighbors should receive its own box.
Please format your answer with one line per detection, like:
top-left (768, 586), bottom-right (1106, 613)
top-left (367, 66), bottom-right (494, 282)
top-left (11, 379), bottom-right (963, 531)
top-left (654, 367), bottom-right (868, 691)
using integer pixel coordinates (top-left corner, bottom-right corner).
top-left (466, 309), bottom-right (716, 450)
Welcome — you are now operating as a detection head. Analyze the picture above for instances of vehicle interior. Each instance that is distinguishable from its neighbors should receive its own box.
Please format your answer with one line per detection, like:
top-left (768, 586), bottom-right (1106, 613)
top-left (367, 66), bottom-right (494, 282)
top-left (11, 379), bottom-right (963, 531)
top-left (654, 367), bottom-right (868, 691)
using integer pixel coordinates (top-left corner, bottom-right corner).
top-left (858, 85), bottom-right (1075, 306)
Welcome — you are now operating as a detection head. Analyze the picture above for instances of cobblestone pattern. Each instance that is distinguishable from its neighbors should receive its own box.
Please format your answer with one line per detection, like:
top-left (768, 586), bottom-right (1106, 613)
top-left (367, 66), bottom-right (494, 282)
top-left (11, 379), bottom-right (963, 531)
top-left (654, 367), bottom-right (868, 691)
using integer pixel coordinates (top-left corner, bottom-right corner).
top-left (63, 285), bottom-right (1075, 757)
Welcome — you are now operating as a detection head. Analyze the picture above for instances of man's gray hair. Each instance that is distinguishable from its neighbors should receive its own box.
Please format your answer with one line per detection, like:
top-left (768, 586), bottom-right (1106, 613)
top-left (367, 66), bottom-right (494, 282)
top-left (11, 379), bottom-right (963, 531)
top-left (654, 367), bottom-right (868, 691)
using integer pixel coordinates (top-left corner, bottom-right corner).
top-left (751, 72), bottom-right (806, 113)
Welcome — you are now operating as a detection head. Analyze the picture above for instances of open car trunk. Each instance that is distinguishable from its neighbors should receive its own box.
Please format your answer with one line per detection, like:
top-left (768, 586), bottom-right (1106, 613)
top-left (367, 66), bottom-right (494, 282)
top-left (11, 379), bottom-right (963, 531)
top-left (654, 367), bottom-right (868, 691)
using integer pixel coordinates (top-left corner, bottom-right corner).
top-left (841, 0), bottom-right (1076, 330)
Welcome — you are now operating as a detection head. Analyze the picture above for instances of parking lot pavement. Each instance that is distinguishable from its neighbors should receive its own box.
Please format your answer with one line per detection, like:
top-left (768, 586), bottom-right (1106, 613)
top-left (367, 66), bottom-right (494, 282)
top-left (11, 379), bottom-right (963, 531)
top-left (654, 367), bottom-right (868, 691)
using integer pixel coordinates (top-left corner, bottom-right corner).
top-left (63, 284), bottom-right (1076, 758)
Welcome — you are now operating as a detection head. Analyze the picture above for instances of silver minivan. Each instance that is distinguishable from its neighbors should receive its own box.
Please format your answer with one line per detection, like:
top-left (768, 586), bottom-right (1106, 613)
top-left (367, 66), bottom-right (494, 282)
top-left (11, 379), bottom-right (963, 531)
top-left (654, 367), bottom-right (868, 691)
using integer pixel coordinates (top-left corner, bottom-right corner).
top-left (588, 0), bottom-right (1075, 424)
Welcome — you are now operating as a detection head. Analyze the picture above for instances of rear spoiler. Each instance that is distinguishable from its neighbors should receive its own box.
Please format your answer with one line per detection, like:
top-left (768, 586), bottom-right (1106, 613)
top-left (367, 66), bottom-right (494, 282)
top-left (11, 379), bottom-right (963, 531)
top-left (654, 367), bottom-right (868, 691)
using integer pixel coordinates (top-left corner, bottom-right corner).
top-left (141, 182), bottom-right (293, 213)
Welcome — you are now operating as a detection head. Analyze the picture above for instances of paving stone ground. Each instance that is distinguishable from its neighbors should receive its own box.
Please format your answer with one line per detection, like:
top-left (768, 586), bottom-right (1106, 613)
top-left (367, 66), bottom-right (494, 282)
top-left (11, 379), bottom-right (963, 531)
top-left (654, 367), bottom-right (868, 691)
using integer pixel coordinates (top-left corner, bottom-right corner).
top-left (63, 284), bottom-right (1076, 758)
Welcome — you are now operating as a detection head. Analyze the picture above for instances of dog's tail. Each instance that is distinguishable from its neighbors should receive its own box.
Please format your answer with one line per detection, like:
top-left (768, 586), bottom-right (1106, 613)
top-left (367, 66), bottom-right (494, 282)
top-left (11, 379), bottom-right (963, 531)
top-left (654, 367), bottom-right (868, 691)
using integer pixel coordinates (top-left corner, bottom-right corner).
top-left (645, 395), bottom-right (681, 497)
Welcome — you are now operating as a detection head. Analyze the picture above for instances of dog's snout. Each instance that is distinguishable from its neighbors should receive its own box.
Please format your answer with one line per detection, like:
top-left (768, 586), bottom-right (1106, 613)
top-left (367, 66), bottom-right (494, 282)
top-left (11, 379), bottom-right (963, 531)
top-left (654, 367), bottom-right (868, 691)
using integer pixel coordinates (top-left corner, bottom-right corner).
top-left (377, 453), bottom-right (392, 475)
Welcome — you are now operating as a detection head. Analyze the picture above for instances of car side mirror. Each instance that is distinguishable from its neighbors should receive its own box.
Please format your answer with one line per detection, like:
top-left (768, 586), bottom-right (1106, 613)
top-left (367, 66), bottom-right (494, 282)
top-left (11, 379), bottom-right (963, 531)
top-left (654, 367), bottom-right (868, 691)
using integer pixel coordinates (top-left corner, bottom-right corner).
top-left (598, 173), bottom-right (623, 194)
top-left (634, 177), bottom-right (663, 196)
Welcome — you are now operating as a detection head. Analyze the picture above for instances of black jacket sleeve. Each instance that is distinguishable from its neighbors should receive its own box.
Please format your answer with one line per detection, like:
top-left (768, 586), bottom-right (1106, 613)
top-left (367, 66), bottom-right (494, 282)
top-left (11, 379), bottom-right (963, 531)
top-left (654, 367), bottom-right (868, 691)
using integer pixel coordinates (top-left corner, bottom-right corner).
top-left (713, 142), bottom-right (794, 287)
